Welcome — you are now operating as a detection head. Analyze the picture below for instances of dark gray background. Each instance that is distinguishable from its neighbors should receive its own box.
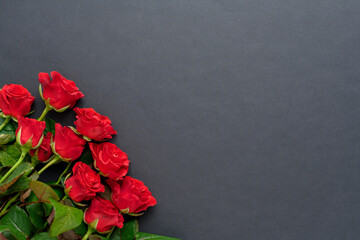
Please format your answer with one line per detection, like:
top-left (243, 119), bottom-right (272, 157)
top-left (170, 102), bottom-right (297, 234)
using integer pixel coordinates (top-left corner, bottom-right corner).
top-left (1, 0), bottom-right (360, 239)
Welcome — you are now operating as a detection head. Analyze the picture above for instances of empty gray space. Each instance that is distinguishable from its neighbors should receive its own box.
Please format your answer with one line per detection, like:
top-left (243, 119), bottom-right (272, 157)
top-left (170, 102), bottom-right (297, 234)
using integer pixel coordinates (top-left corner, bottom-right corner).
top-left (1, 1), bottom-right (360, 239)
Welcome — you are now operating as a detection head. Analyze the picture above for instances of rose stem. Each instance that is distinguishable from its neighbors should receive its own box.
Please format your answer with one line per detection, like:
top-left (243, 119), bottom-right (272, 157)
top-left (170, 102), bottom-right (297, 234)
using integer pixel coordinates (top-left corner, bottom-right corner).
top-left (0, 192), bottom-right (20, 217)
top-left (0, 147), bottom-right (28, 184)
top-left (55, 162), bottom-right (72, 185)
top-left (37, 104), bottom-right (52, 121)
top-left (0, 166), bottom-right (37, 215)
top-left (82, 227), bottom-right (95, 240)
top-left (61, 195), bottom-right (68, 201)
top-left (38, 155), bottom-right (61, 174)
top-left (0, 117), bottom-right (10, 132)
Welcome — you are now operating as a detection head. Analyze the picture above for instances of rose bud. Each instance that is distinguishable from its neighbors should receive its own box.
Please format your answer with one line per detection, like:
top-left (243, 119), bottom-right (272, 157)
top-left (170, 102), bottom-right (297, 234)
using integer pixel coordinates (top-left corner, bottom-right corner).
top-left (30, 132), bottom-right (53, 162)
top-left (16, 117), bottom-right (46, 149)
top-left (107, 176), bottom-right (157, 215)
top-left (84, 196), bottom-right (124, 233)
top-left (89, 142), bottom-right (129, 181)
top-left (52, 123), bottom-right (86, 161)
top-left (38, 71), bottom-right (84, 112)
top-left (74, 107), bottom-right (117, 141)
top-left (0, 84), bottom-right (35, 118)
top-left (65, 162), bottom-right (105, 202)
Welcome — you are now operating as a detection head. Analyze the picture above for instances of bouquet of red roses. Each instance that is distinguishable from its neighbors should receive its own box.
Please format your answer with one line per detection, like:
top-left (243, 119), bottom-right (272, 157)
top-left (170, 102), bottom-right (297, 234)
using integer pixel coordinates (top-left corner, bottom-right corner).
top-left (0, 72), bottom-right (179, 240)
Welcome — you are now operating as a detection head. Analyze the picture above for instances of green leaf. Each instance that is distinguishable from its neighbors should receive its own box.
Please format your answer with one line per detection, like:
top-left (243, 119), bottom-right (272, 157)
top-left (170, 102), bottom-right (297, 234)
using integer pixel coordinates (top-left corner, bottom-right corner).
top-left (49, 198), bottom-right (83, 237)
top-left (0, 224), bottom-right (13, 238)
top-left (73, 220), bottom-right (87, 236)
top-left (43, 202), bottom-right (53, 216)
top-left (120, 219), bottom-right (139, 240)
top-left (25, 190), bottom-right (53, 217)
top-left (31, 232), bottom-right (57, 240)
top-left (0, 144), bottom-right (21, 167)
top-left (52, 186), bottom-right (65, 199)
top-left (90, 235), bottom-right (109, 240)
top-left (44, 118), bottom-right (56, 135)
top-left (0, 133), bottom-right (14, 145)
top-left (2, 231), bottom-right (16, 240)
top-left (25, 191), bottom-right (38, 203)
top-left (135, 232), bottom-right (181, 240)
top-left (0, 175), bottom-right (31, 197)
top-left (0, 206), bottom-right (33, 240)
top-left (30, 171), bottom-right (39, 181)
top-left (29, 181), bottom-right (60, 201)
top-left (0, 117), bottom-right (16, 145)
top-left (109, 227), bottom-right (121, 240)
top-left (26, 202), bottom-right (46, 230)
top-left (0, 224), bottom-right (10, 234)
top-left (79, 147), bottom-right (93, 165)
top-left (0, 163), bottom-right (33, 193)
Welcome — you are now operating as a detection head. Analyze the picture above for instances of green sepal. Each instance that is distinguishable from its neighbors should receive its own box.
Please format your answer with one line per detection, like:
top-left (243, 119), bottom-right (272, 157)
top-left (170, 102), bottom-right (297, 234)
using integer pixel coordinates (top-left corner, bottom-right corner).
top-left (39, 84), bottom-right (44, 100)
top-left (120, 208), bottom-right (130, 214)
top-left (69, 126), bottom-right (81, 135)
top-left (83, 135), bottom-right (91, 141)
top-left (54, 105), bottom-right (70, 113)
top-left (128, 212), bottom-right (144, 217)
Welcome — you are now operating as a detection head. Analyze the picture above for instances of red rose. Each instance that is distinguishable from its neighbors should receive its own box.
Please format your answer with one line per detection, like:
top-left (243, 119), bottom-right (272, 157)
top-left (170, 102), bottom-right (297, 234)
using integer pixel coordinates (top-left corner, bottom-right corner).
top-left (89, 142), bottom-right (129, 181)
top-left (16, 117), bottom-right (46, 149)
top-left (107, 176), bottom-right (157, 214)
top-left (30, 132), bottom-right (53, 162)
top-left (74, 108), bottom-right (117, 141)
top-left (65, 162), bottom-right (105, 202)
top-left (52, 123), bottom-right (86, 161)
top-left (84, 196), bottom-right (124, 233)
top-left (38, 71), bottom-right (84, 111)
top-left (0, 84), bottom-right (35, 118)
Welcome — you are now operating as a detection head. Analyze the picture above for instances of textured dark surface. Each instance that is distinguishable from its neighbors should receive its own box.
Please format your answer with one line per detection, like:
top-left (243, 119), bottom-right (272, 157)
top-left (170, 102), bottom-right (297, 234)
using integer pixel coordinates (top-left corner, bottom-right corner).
top-left (1, 1), bottom-right (360, 239)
